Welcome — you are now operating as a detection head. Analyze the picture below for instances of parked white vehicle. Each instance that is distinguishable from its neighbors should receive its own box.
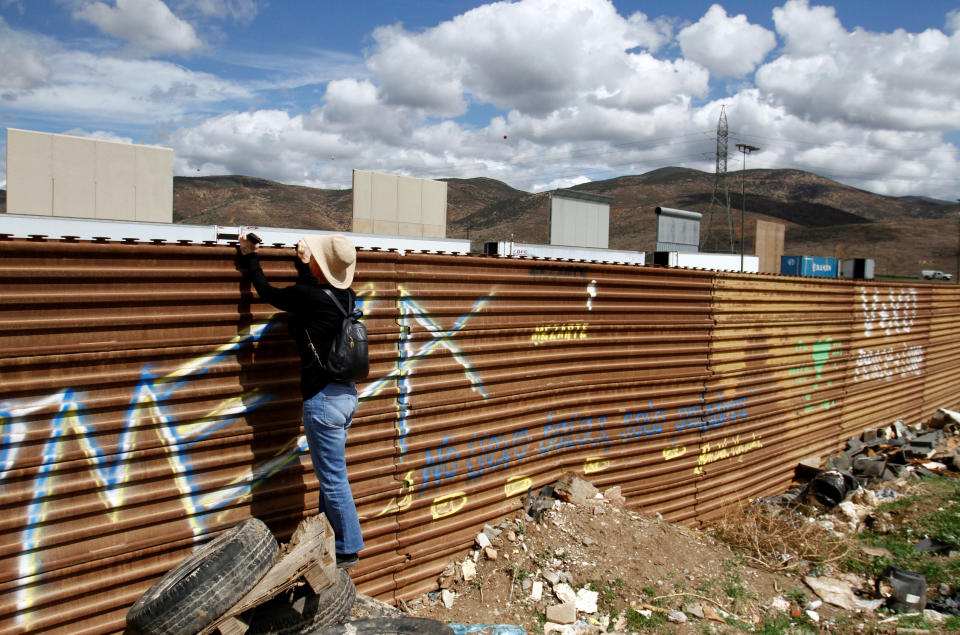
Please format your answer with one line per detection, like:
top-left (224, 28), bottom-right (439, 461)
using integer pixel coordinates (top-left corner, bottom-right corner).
top-left (922, 270), bottom-right (953, 280)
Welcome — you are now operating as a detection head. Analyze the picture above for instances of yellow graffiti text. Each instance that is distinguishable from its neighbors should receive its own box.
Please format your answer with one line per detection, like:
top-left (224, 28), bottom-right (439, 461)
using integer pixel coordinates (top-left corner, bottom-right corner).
top-left (531, 323), bottom-right (589, 346)
top-left (662, 446), bottom-right (687, 461)
top-left (431, 492), bottom-right (468, 520)
top-left (693, 434), bottom-right (763, 475)
top-left (505, 476), bottom-right (533, 498)
top-left (583, 457), bottom-right (611, 474)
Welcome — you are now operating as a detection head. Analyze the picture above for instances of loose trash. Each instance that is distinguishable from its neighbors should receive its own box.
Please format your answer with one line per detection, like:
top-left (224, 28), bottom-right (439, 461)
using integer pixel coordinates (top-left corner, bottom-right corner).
top-left (876, 566), bottom-right (927, 612)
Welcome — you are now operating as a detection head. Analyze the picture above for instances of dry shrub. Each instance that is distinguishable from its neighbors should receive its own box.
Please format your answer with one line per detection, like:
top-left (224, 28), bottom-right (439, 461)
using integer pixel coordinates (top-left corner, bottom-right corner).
top-left (705, 500), bottom-right (853, 572)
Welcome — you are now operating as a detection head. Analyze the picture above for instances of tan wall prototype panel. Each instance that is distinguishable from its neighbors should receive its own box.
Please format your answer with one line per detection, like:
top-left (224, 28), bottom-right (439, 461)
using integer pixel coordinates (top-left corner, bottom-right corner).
top-left (52, 134), bottom-right (96, 218)
top-left (352, 170), bottom-right (447, 238)
top-left (3, 238), bottom-right (960, 633)
top-left (6, 129), bottom-right (53, 216)
top-left (4, 128), bottom-right (172, 223)
top-left (755, 219), bottom-right (785, 274)
top-left (95, 141), bottom-right (136, 221)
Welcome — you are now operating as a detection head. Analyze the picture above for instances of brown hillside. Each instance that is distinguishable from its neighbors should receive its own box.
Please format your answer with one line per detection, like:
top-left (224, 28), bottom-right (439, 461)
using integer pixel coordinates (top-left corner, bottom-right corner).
top-left (3, 167), bottom-right (955, 277)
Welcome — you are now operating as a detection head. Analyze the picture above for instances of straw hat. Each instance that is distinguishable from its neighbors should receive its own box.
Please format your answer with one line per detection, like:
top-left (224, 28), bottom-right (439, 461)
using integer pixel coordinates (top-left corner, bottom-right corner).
top-left (301, 234), bottom-right (356, 289)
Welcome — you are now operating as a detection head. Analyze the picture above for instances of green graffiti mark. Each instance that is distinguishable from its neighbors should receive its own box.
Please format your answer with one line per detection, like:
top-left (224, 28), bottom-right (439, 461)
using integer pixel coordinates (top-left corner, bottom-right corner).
top-left (792, 338), bottom-right (842, 414)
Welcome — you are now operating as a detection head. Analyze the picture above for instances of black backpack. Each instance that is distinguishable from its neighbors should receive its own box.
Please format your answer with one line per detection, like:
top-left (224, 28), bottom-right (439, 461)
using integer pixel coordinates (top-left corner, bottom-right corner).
top-left (304, 289), bottom-right (369, 382)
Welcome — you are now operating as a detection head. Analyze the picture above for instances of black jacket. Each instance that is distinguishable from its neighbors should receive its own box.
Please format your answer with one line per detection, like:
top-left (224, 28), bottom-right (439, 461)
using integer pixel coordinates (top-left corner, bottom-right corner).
top-left (241, 252), bottom-right (353, 399)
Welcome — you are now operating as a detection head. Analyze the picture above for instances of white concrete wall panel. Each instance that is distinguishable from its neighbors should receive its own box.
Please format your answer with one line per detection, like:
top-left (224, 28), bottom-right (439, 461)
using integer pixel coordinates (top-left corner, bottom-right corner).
top-left (550, 196), bottom-right (609, 249)
top-left (96, 141), bottom-right (136, 221)
top-left (371, 173), bottom-right (399, 222)
top-left (421, 179), bottom-right (447, 229)
top-left (134, 146), bottom-right (173, 222)
top-left (6, 129), bottom-right (172, 222)
top-left (397, 176), bottom-right (422, 224)
top-left (352, 170), bottom-right (448, 238)
top-left (7, 129), bottom-right (53, 216)
top-left (352, 170), bottom-right (373, 220)
top-left (52, 134), bottom-right (96, 218)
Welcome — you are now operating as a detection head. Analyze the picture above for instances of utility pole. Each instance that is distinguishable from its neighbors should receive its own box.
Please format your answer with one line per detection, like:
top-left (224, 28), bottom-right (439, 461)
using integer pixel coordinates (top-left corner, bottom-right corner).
top-left (736, 143), bottom-right (760, 272)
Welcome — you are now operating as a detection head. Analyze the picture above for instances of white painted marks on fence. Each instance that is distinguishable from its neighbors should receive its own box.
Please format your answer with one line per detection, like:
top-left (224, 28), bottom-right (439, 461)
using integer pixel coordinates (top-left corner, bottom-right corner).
top-left (853, 344), bottom-right (924, 382)
top-left (855, 286), bottom-right (924, 382)
top-left (860, 287), bottom-right (917, 338)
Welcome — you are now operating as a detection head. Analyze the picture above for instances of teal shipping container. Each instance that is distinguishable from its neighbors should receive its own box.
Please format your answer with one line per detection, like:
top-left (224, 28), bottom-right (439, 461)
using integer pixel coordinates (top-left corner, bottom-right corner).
top-left (781, 255), bottom-right (839, 278)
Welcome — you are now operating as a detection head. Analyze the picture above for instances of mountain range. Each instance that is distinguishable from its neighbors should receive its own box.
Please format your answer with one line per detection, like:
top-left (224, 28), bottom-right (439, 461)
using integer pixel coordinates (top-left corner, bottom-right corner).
top-left (3, 167), bottom-right (957, 277)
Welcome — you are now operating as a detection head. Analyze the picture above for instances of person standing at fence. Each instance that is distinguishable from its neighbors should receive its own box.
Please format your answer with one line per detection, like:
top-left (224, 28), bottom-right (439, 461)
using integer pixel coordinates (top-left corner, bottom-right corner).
top-left (237, 233), bottom-right (364, 569)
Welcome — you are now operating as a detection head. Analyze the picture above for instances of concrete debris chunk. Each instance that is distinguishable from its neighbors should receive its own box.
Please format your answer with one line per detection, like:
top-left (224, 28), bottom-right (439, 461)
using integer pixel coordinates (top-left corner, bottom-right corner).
top-left (804, 576), bottom-right (858, 610)
top-left (546, 601), bottom-right (577, 625)
top-left (575, 588), bottom-right (598, 613)
top-left (602, 486), bottom-right (626, 506)
top-left (484, 547), bottom-right (498, 560)
top-left (475, 532), bottom-right (492, 550)
top-left (460, 559), bottom-right (477, 582)
top-left (543, 569), bottom-right (561, 586)
top-left (769, 596), bottom-right (791, 613)
top-left (441, 589), bottom-right (455, 609)
top-left (553, 582), bottom-right (576, 605)
top-left (554, 473), bottom-right (599, 506)
top-left (530, 581), bottom-right (543, 602)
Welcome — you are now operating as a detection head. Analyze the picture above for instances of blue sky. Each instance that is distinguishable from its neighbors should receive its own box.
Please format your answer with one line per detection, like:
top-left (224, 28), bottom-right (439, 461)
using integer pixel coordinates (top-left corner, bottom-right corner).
top-left (1, 0), bottom-right (958, 199)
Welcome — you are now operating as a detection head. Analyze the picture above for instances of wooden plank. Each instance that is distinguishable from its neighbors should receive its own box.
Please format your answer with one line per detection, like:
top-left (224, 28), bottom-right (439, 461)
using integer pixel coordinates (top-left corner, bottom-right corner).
top-left (199, 514), bottom-right (338, 635)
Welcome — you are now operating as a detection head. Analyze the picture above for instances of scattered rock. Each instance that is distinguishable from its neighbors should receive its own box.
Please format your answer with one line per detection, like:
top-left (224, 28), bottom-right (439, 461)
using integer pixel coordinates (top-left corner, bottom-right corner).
top-left (484, 547), bottom-right (498, 560)
top-left (546, 601), bottom-right (576, 625)
top-left (543, 570), bottom-right (560, 585)
top-left (667, 610), bottom-right (687, 623)
top-left (769, 596), bottom-right (791, 613)
top-left (582, 536), bottom-right (595, 547)
top-left (924, 609), bottom-right (948, 624)
top-left (685, 602), bottom-right (705, 618)
top-left (506, 530), bottom-right (517, 542)
top-left (805, 609), bottom-right (820, 623)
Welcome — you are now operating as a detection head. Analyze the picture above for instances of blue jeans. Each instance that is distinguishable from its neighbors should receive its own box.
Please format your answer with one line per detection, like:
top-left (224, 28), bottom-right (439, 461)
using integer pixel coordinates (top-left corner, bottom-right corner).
top-left (302, 382), bottom-right (365, 555)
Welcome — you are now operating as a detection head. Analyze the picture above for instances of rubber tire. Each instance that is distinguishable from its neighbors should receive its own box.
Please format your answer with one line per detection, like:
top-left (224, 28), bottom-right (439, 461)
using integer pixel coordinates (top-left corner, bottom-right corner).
top-left (314, 617), bottom-right (455, 634)
top-left (126, 518), bottom-right (279, 635)
top-left (246, 568), bottom-right (356, 634)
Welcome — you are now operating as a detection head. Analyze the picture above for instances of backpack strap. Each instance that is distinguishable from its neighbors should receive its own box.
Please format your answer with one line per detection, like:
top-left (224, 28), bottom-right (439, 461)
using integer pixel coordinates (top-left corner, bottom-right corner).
top-left (323, 288), bottom-right (351, 317)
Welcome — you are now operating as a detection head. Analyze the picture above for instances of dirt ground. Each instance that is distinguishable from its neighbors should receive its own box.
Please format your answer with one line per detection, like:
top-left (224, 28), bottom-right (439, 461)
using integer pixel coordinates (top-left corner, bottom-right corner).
top-left (397, 479), bottom-right (953, 634)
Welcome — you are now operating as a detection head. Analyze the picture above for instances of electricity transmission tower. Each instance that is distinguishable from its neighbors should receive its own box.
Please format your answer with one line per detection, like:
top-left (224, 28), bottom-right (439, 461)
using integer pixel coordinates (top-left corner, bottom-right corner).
top-left (700, 106), bottom-right (734, 252)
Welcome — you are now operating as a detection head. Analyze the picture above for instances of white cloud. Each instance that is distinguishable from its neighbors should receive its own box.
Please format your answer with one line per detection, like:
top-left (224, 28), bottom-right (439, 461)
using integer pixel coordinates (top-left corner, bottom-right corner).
top-left (947, 9), bottom-right (960, 35)
top-left (677, 4), bottom-right (776, 77)
top-left (62, 128), bottom-right (134, 143)
top-left (72, 0), bottom-right (203, 55)
top-left (366, 0), bottom-right (702, 117)
top-left (532, 175), bottom-right (591, 192)
top-left (0, 17), bottom-right (55, 90)
top-left (2, 49), bottom-right (250, 123)
top-left (759, 2), bottom-right (960, 131)
top-left (772, 0), bottom-right (846, 56)
top-left (179, 0), bottom-right (258, 24)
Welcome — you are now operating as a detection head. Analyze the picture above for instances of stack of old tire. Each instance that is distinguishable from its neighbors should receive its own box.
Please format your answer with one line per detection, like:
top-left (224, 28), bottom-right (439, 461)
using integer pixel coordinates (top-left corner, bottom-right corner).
top-left (125, 518), bottom-right (355, 635)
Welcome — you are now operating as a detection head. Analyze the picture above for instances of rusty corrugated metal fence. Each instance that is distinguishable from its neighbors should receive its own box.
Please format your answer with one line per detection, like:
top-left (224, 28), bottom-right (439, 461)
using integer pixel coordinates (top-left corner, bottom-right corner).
top-left (2, 238), bottom-right (959, 633)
